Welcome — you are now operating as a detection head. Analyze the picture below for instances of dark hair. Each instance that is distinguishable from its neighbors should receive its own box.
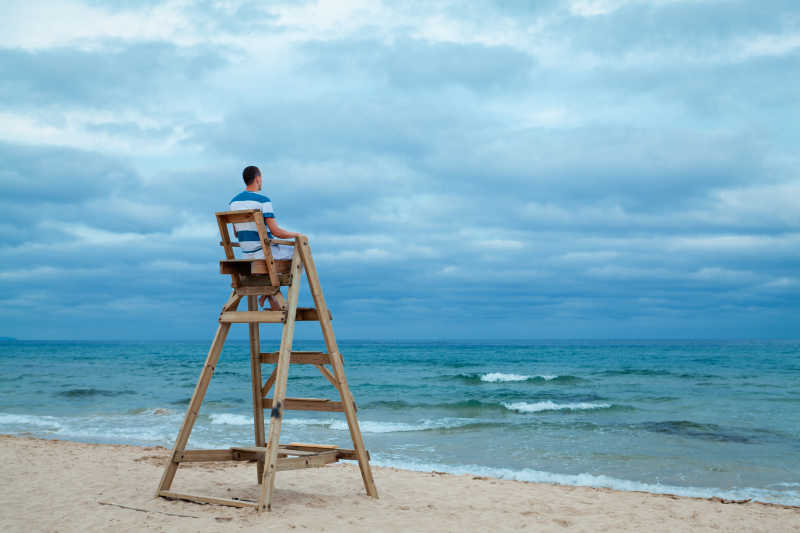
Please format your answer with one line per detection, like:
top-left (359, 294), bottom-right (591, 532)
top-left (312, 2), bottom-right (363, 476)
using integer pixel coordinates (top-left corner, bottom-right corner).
top-left (242, 165), bottom-right (261, 185)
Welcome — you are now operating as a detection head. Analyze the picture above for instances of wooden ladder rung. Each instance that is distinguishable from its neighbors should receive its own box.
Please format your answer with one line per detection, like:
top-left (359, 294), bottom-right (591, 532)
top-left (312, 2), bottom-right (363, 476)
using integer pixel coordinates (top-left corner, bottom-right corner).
top-left (262, 397), bottom-right (353, 412)
top-left (229, 446), bottom-right (341, 470)
top-left (172, 444), bottom-right (367, 464)
top-left (277, 451), bottom-right (339, 471)
top-left (158, 490), bottom-right (258, 508)
top-left (259, 351), bottom-right (330, 365)
top-left (219, 308), bottom-right (331, 324)
top-left (219, 311), bottom-right (285, 323)
top-left (175, 449), bottom-right (233, 462)
top-left (284, 443), bottom-right (366, 461)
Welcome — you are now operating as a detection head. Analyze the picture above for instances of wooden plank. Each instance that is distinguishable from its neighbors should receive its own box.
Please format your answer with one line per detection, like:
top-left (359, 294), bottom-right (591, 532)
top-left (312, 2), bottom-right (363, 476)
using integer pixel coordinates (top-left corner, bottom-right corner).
top-left (220, 241), bottom-right (241, 247)
top-left (234, 285), bottom-right (281, 297)
top-left (262, 397), bottom-right (347, 412)
top-left (175, 449), bottom-right (234, 462)
top-left (248, 296), bottom-right (266, 484)
top-left (272, 291), bottom-right (287, 310)
top-left (216, 214), bottom-right (239, 286)
top-left (232, 446), bottom-right (319, 457)
top-left (276, 451), bottom-right (338, 471)
top-left (215, 209), bottom-right (262, 224)
top-left (237, 273), bottom-right (292, 287)
top-left (296, 237), bottom-right (378, 499)
top-left (284, 442), bottom-right (338, 451)
top-left (260, 246), bottom-right (303, 512)
top-left (230, 449), bottom-right (263, 461)
top-left (274, 260), bottom-right (292, 274)
top-left (219, 311), bottom-right (285, 323)
top-left (220, 259), bottom-right (268, 275)
top-left (227, 443), bottom-right (367, 462)
top-left (261, 367), bottom-right (277, 397)
top-left (314, 363), bottom-right (340, 389)
top-left (259, 351), bottom-right (329, 365)
top-left (157, 323), bottom-right (231, 495)
top-left (216, 216), bottom-right (235, 260)
top-left (159, 490), bottom-right (258, 509)
top-left (221, 291), bottom-right (243, 313)
top-left (253, 214), bottom-right (279, 286)
top-left (219, 309), bottom-right (325, 323)
top-left (283, 443), bottom-right (367, 461)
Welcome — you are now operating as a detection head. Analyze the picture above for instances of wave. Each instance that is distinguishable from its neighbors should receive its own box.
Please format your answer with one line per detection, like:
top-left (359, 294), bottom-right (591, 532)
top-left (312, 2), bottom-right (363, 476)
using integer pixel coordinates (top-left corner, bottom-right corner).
top-left (280, 416), bottom-right (502, 434)
top-left (369, 456), bottom-right (800, 507)
top-left (209, 413), bottom-right (252, 425)
top-left (127, 407), bottom-right (172, 416)
top-left (502, 401), bottom-right (613, 413)
top-left (364, 399), bottom-right (507, 413)
top-left (0, 413), bottom-right (63, 429)
top-left (443, 373), bottom-right (585, 384)
top-left (0, 410), bottom-right (186, 445)
top-left (57, 388), bottom-right (136, 398)
top-left (363, 398), bottom-right (618, 415)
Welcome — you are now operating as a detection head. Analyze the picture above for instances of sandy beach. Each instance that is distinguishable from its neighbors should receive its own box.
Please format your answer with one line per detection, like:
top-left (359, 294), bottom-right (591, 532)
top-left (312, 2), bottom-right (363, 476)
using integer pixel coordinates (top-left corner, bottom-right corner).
top-left (0, 435), bottom-right (797, 532)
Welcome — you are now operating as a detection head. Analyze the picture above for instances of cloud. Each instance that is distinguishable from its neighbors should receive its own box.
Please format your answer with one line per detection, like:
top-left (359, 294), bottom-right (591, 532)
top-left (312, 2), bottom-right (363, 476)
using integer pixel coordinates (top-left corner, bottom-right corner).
top-left (0, 0), bottom-right (798, 339)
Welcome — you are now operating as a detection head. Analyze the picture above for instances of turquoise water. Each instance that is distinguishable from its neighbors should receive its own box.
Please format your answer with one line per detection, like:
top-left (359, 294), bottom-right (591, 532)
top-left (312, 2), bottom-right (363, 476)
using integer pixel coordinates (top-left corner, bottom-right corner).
top-left (1, 339), bottom-right (798, 505)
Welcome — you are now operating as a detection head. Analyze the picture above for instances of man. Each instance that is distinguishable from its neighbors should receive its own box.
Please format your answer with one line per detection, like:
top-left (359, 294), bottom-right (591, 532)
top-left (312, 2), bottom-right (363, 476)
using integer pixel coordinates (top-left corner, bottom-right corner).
top-left (229, 165), bottom-right (300, 310)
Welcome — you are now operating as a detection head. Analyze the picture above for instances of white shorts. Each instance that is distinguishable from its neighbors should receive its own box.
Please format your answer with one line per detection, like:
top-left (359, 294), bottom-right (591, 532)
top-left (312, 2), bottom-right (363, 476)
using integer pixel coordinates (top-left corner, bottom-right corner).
top-left (242, 244), bottom-right (294, 260)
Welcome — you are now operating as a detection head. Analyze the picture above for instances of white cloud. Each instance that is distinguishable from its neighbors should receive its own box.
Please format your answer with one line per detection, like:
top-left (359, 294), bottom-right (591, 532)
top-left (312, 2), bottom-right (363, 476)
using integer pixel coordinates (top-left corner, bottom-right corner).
top-left (0, 111), bottom-right (191, 155)
top-left (316, 247), bottom-right (392, 263)
top-left (667, 233), bottom-right (800, 254)
top-left (0, 265), bottom-right (107, 280)
top-left (0, 0), bottom-right (192, 50)
top-left (739, 32), bottom-right (800, 60)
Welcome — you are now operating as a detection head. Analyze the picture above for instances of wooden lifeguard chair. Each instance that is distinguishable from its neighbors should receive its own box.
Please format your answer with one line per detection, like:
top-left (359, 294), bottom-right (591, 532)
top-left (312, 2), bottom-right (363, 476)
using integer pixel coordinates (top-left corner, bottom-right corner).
top-left (156, 209), bottom-right (378, 511)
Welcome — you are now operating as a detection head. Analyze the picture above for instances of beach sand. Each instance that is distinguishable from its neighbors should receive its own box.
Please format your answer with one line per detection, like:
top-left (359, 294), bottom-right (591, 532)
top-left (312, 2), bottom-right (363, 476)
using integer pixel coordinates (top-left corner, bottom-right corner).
top-left (0, 435), bottom-right (797, 532)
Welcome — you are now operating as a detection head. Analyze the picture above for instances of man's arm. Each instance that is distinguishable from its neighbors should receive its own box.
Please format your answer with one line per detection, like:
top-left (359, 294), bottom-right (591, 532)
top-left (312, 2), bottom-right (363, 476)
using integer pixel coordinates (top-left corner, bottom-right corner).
top-left (266, 217), bottom-right (299, 239)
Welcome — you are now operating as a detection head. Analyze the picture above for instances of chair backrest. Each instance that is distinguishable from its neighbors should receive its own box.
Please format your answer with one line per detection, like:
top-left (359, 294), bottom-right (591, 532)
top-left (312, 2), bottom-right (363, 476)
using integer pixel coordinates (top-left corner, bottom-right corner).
top-left (216, 209), bottom-right (279, 286)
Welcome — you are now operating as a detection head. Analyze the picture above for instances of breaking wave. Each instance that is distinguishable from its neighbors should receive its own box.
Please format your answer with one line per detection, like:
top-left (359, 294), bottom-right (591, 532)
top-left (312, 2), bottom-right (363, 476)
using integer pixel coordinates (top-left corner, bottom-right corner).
top-left (502, 401), bottom-right (613, 413)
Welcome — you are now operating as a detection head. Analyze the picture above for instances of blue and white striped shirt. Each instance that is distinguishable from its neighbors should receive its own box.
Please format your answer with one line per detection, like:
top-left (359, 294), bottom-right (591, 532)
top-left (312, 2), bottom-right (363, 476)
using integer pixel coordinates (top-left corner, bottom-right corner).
top-left (229, 191), bottom-right (275, 257)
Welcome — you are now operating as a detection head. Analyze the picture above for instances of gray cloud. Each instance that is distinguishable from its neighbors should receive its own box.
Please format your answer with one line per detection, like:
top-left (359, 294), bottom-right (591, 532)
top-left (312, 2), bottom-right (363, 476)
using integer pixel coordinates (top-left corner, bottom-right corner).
top-left (0, 0), bottom-right (798, 340)
top-left (0, 41), bottom-right (230, 110)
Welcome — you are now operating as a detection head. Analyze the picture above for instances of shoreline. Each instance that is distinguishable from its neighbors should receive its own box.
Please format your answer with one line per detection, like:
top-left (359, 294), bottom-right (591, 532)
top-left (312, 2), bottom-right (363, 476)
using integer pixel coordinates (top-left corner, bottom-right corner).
top-left (1, 435), bottom-right (797, 532)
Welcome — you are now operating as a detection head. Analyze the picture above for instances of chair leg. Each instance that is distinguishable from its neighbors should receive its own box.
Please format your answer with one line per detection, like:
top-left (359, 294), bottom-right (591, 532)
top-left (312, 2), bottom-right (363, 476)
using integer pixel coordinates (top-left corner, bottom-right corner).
top-left (258, 248), bottom-right (303, 511)
top-left (248, 296), bottom-right (266, 483)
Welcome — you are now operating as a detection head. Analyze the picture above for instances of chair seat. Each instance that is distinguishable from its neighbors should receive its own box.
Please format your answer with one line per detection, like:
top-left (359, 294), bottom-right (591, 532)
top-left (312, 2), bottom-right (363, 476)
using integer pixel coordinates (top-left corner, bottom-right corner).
top-left (220, 259), bottom-right (292, 275)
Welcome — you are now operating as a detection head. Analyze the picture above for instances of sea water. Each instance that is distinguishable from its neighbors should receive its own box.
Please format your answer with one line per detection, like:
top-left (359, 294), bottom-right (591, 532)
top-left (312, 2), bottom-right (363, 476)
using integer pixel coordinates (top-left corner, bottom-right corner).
top-left (1, 339), bottom-right (798, 506)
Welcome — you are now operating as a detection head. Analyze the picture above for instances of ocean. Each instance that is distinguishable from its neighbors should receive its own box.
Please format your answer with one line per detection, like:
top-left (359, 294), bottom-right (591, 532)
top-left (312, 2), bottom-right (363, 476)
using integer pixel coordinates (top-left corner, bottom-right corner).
top-left (1, 339), bottom-right (798, 506)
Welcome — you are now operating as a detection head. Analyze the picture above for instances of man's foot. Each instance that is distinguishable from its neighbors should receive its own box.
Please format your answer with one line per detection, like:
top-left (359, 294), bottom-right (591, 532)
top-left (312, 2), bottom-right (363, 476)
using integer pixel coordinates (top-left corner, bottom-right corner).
top-left (258, 294), bottom-right (267, 308)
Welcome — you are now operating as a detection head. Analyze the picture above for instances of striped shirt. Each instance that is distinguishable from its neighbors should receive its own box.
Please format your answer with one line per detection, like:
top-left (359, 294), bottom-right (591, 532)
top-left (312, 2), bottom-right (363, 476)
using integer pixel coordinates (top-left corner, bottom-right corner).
top-left (229, 191), bottom-right (275, 257)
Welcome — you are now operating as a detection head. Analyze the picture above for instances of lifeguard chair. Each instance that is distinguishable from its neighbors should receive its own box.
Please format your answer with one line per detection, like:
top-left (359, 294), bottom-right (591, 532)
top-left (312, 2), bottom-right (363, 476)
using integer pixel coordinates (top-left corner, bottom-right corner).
top-left (156, 209), bottom-right (378, 511)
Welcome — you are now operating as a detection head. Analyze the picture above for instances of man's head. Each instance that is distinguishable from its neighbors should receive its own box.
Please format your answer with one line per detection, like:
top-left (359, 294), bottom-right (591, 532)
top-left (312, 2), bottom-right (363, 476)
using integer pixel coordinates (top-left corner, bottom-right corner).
top-left (242, 165), bottom-right (262, 190)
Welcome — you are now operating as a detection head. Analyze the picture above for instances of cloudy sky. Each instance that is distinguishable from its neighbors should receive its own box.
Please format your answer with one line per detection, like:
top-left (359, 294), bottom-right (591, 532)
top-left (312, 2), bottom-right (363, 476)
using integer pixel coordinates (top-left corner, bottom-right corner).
top-left (0, 0), bottom-right (798, 340)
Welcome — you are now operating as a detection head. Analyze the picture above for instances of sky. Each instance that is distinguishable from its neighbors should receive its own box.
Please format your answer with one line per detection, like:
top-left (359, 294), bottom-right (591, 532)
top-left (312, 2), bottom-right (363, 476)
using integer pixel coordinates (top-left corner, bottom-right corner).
top-left (0, 0), bottom-right (798, 341)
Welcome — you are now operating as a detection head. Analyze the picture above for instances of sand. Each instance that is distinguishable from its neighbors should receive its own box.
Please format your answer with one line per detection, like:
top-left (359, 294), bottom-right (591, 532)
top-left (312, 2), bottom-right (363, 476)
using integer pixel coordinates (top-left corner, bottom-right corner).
top-left (0, 435), bottom-right (797, 532)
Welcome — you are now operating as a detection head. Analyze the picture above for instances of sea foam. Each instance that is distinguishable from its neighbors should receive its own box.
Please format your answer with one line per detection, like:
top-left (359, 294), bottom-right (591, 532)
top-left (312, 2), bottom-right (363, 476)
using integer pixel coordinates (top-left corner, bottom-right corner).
top-left (0, 413), bottom-right (63, 428)
top-left (479, 373), bottom-right (561, 382)
top-left (369, 455), bottom-right (800, 507)
top-left (208, 413), bottom-right (252, 425)
top-left (502, 401), bottom-right (612, 413)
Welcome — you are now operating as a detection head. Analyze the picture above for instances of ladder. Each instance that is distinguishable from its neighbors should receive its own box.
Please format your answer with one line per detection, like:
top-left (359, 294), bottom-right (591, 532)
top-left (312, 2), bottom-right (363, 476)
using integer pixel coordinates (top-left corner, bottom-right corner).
top-left (156, 209), bottom-right (378, 511)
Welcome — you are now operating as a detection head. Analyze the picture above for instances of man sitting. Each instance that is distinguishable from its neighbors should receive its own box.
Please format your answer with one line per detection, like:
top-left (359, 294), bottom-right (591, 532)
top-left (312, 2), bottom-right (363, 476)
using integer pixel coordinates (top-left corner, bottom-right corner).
top-left (230, 165), bottom-right (300, 310)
